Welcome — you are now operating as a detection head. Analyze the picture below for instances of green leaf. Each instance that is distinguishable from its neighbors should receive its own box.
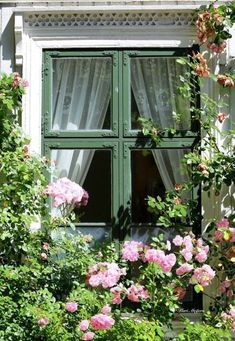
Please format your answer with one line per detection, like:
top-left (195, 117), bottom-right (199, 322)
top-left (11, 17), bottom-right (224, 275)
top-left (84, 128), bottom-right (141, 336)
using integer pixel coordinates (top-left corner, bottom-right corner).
top-left (194, 284), bottom-right (204, 293)
top-left (176, 58), bottom-right (187, 65)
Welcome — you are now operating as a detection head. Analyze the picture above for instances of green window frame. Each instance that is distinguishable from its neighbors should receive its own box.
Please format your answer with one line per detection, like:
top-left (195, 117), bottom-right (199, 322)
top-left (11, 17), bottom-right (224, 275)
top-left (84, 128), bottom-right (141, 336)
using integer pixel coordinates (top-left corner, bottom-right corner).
top-left (42, 48), bottom-right (200, 243)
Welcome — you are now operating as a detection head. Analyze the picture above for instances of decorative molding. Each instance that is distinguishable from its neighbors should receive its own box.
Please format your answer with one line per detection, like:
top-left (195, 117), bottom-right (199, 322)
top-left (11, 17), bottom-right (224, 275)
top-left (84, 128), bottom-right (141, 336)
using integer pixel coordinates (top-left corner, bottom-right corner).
top-left (14, 13), bottom-right (24, 65)
top-left (24, 11), bottom-right (195, 29)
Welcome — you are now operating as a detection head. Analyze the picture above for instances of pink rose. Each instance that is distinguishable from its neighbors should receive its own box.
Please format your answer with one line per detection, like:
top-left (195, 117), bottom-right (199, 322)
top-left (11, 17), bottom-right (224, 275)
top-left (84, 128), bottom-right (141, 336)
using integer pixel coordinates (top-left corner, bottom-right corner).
top-left (230, 306), bottom-right (235, 318)
top-left (183, 236), bottom-right (193, 250)
top-left (38, 317), bottom-right (49, 326)
top-left (181, 248), bottom-right (193, 261)
top-left (195, 250), bottom-right (208, 263)
top-left (127, 284), bottom-right (149, 302)
top-left (40, 252), bottom-right (48, 261)
top-left (121, 241), bottom-right (144, 262)
top-left (42, 242), bottom-right (49, 251)
top-left (101, 305), bottom-right (111, 315)
top-left (87, 262), bottom-right (126, 289)
top-left (176, 263), bottom-right (194, 276)
top-left (216, 218), bottom-right (230, 228)
top-left (65, 301), bottom-right (77, 313)
top-left (230, 228), bottom-right (235, 242)
top-left (172, 235), bottom-right (183, 246)
top-left (23, 79), bottom-right (29, 87)
top-left (82, 332), bottom-right (95, 340)
top-left (90, 314), bottom-right (115, 330)
top-left (190, 265), bottom-right (215, 287)
top-left (79, 320), bottom-right (90, 331)
top-left (214, 230), bottom-right (223, 242)
top-left (145, 249), bottom-right (164, 263)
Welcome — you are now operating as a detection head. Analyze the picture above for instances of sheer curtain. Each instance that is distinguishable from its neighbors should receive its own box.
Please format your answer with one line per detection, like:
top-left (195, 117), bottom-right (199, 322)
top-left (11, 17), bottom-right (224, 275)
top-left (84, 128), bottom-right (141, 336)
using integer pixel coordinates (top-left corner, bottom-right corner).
top-left (51, 58), bottom-right (111, 185)
top-left (131, 57), bottom-right (190, 191)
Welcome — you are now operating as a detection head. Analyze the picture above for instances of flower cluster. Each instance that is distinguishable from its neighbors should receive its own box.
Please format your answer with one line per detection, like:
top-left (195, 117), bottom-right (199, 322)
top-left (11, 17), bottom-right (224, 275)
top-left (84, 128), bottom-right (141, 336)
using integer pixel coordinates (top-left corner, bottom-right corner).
top-left (192, 52), bottom-right (210, 78)
top-left (65, 301), bottom-right (78, 313)
top-left (214, 218), bottom-right (235, 243)
top-left (173, 234), bottom-right (209, 264)
top-left (217, 112), bottom-right (228, 123)
top-left (221, 306), bottom-right (235, 331)
top-left (219, 279), bottom-right (234, 298)
top-left (12, 72), bottom-right (29, 89)
top-left (110, 283), bottom-right (149, 305)
top-left (122, 241), bottom-right (145, 262)
top-left (79, 305), bottom-right (114, 340)
top-left (217, 74), bottom-right (234, 88)
top-left (196, 10), bottom-right (227, 53)
top-left (87, 262), bottom-right (126, 289)
top-left (197, 162), bottom-right (209, 177)
top-left (145, 248), bottom-right (176, 273)
top-left (190, 264), bottom-right (215, 287)
top-left (127, 284), bottom-right (149, 302)
top-left (44, 177), bottom-right (89, 209)
top-left (172, 234), bottom-right (215, 288)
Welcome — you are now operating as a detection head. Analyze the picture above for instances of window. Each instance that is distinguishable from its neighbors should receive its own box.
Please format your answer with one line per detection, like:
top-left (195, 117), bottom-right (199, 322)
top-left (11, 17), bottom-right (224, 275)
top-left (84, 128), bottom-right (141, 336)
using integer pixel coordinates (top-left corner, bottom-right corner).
top-left (42, 49), bottom-right (199, 243)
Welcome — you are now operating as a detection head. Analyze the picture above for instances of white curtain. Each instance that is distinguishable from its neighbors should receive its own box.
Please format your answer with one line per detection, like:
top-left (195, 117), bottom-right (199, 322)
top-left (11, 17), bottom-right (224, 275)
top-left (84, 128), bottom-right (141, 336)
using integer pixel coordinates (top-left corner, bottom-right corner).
top-left (131, 57), bottom-right (190, 191)
top-left (52, 57), bottom-right (111, 185)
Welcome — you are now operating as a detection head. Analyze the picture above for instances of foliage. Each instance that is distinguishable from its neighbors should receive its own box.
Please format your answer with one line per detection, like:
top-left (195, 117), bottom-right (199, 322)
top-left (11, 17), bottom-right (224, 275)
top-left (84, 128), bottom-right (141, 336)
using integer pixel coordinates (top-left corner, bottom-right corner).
top-left (174, 320), bottom-right (232, 341)
top-left (96, 318), bottom-right (164, 341)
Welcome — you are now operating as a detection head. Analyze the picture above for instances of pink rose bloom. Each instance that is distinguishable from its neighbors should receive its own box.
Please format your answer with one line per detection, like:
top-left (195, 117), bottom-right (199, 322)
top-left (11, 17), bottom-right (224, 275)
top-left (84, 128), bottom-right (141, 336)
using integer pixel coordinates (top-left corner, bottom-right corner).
top-left (42, 242), bottom-right (49, 251)
top-left (160, 254), bottom-right (176, 272)
top-left (195, 245), bottom-right (209, 263)
top-left (90, 314), bottom-right (115, 330)
top-left (145, 249), bottom-right (165, 263)
top-left (79, 320), bottom-right (90, 331)
top-left (216, 218), bottom-right (229, 228)
top-left (121, 241), bottom-right (144, 262)
top-left (44, 177), bottom-right (88, 208)
top-left (214, 229), bottom-right (223, 242)
top-left (82, 332), bottom-right (95, 340)
top-left (183, 236), bottom-right (193, 251)
top-left (40, 252), bottom-right (48, 261)
top-left (230, 228), bottom-right (235, 242)
top-left (176, 263), bottom-right (194, 276)
top-left (101, 305), bottom-right (111, 315)
top-left (38, 317), bottom-right (49, 326)
top-left (190, 265), bottom-right (215, 287)
top-left (110, 285), bottom-right (124, 305)
top-left (145, 249), bottom-right (176, 272)
top-left (23, 79), bottom-right (29, 87)
top-left (112, 293), bottom-right (122, 305)
top-left (196, 238), bottom-right (204, 248)
top-left (88, 262), bottom-right (126, 289)
top-left (172, 235), bottom-right (183, 246)
top-left (127, 284), bottom-right (149, 302)
top-left (12, 72), bottom-right (21, 88)
top-left (181, 248), bottom-right (193, 261)
top-left (229, 306), bottom-right (235, 318)
top-left (65, 301), bottom-right (77, 313)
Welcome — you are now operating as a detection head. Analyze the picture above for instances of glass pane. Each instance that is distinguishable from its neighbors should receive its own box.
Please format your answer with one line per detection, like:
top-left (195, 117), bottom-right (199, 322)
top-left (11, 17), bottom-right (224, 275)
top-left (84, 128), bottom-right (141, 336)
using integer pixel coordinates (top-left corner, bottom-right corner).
top-left (130, 57), bottom-right (191, 130)
top-left (52, 57), bottom-right (112, 131)
top-left (131, 149), bottom-right (190, 223)
top-left (51, 149), bottom-right (111, 222)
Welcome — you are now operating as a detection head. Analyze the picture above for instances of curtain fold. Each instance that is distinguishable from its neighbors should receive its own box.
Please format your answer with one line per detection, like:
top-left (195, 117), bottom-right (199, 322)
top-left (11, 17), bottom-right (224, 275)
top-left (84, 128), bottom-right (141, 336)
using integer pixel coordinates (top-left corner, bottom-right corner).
top-left (52, 57), bottom-right (111, 185)
top-left (131, 57), bottom-right (190, 191)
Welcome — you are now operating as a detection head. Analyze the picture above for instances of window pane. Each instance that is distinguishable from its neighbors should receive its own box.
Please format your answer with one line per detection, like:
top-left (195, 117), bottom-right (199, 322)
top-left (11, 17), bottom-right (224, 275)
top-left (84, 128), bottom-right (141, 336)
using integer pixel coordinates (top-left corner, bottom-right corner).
top-left (131, 149), bottom-right (190, 223)
top-left (51, 149), bottom-right (111, 222)
top-left (52, 57), bottom-right (112, 131)
top-left (130, 57), bottom-right (191, 130)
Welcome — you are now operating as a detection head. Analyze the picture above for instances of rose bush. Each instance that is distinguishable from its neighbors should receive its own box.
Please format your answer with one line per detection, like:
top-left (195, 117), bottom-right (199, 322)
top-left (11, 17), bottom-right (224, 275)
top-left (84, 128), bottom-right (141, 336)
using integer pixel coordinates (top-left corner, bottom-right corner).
top-left (0, 2), bottom-right (235, 339)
